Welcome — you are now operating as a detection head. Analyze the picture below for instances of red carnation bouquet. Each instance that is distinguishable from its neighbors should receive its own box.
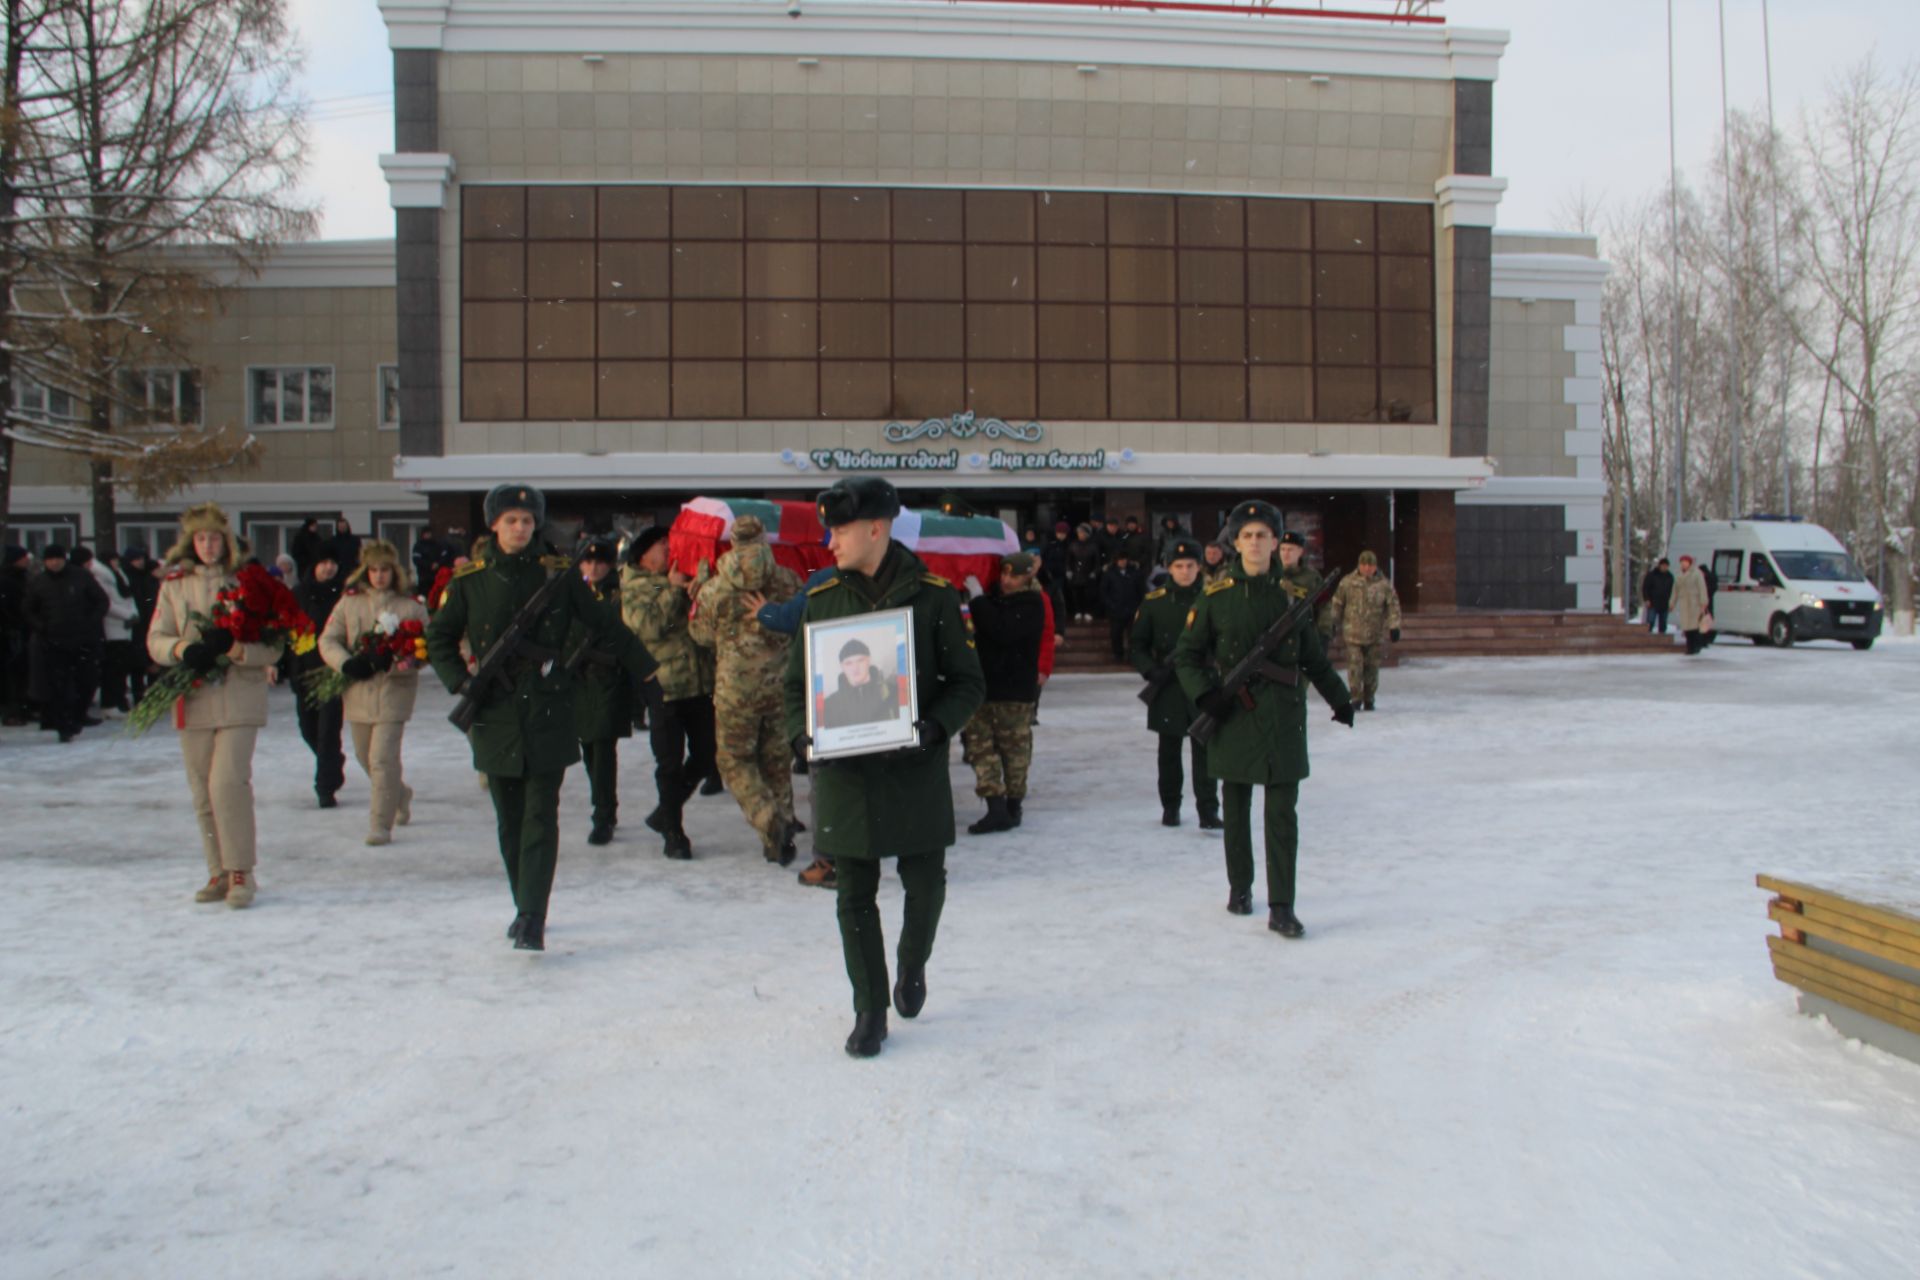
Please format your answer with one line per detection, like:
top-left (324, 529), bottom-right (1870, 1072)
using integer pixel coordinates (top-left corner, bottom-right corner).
top-left (126, 564), bottom-right (316, 736)
top-left (302, 611), bottom-right (429, 706)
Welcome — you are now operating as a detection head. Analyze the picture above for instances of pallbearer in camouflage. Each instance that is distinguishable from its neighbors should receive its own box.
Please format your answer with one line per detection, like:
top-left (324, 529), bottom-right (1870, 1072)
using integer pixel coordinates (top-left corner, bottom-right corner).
top-left (620, 525), bottom-right (716, 859)
top-left (425, 483), bottom-right (656, 952)
top-left (568, 538), bottom-right (633, 847)
top-left (1130, 537), bottom-right (1219, 829)
top-left (1174, 499), bottom-right (1353, 940)
top-left (1328, 549), bottom-right (1402, 711)
top-left (960, 552), bottom-right (1046, 835)
top-left (690, 515), bottom-right (803, 865)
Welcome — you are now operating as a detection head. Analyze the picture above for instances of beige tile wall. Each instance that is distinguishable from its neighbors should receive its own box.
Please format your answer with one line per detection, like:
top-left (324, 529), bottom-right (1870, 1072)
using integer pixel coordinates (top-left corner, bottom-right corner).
top-left (1488, 298), bottom-right (1576, 478)
top-left (439, 53), bottom-right (1454, 198)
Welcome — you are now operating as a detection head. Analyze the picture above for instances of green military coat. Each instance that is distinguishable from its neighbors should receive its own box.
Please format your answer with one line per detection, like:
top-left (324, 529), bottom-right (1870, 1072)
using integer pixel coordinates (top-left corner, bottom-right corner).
top-left (1172, 561), bottom-right (1350, 787)
top-left (426, 543), bottom-right (656, 777)
top-left (1130, 579), bottom-right (1207, 736)
top-left (782, 542), bottom-right (986, 861)
top-left (567, 574), bottom-right (634, 744)
top-left (1279, 560), bottom-right (1332, 635)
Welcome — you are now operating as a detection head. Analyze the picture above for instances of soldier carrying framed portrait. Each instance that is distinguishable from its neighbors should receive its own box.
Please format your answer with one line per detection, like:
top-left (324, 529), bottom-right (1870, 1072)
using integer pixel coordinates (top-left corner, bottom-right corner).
top-left (802, 606), bottom-right (919, 760)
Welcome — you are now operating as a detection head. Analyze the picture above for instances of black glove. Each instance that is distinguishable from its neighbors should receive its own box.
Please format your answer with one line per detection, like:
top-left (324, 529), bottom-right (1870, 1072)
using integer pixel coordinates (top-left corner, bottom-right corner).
top-left (371, 651), bottom-right (397, 674)
top-left (342, 655), bottom-right (376, 681)
top-left (1389, 628), bottom-right (1401, 643)
top-left (202, 628), bottom-right (236, 657)
top-left (913, 719), bottom-right (946, 750)
top-left (1331, 703), bottom-right (1356, 727)
top-left (180, 643), bottom-right (221, 674)
top-left (1195, 688), bottom-right (1234, 721)
top-left (1144, 663), bottom-right (1172, 684)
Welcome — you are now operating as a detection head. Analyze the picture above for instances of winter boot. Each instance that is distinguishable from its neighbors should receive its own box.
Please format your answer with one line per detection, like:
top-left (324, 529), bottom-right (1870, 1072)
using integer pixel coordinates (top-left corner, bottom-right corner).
top-left (893, 967), bottom-right (927, 1019)
top-left (226, 870), bottom-right (256, 909)
top-left (365, 829), bottom-right (392, 847)
top-left (643, 804), bottom-right (667, 834)
top-left (515, 914), bottom-right (546, 951)
top-left (762, 817), bottom-right (797, 865)
top-left (1363, 698), bottom-right (1376, 712)
top-left (798, 857), bottom-right (837, 889)
top-left (1269, 905), bottom-right (1305, 939)
top-left (793, 756), bottom-right (809, 776)
top-left (317, 791), bottom-right (337, 810)
top-left (194, 873), bottom-right (230, 904)
top-left (699, 773), bottom-right (725, 797)
top-left (845, 1009), bottom-right (889, 1058)
top-left (588, 822), bottom-right (614, 846)
top-left (1197, 806), bottom-right (1224, 831)
top-left (507, 912), bottom-right (529, 941)
top-left (1225, 888), bottom-right (1252, 916)
top-left (397, 786), bottom-right (413, 826)
top-left (662, 826), bottom-right (694, 860)
top-left (1006, 798), bottom-right (1023, 827)
top-left (1161, 806), bottom-right (1181, 827)
top-left (967, 796), bottom-right (1015, 836)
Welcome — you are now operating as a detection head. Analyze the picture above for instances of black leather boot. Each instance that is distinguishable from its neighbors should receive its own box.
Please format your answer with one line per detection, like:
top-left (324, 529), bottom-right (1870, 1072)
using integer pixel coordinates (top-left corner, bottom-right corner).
top-left (1006, 798), bottom-right (1023, 827)
top-left (506, 911), bottom-right (528, 941)
top-left (1161, 806), bottom-right (1181, 827)
top-left (1197, 807), bottom-right (1224, 830)
top-left (699, 773), bottom-right (725, 796)
top-left (893, 967), bottom-right (927, 1019)
top-left (662, 826), bottom-right (693, 860)
top-left (587, 822), bottom-right (613, 846)
top-left (1226, 889), bottom-right (1253, 916)
top-left (643, 804), bottom-right (667, 833)
top-left (967, 796), bottom-right (1015, 835)
top-left (845, 1009), bottom-right (889, 1058)
top-left (1268, 905), bottom-right (1305, 938)
top-left (514, 914), bottom-right (546, 951)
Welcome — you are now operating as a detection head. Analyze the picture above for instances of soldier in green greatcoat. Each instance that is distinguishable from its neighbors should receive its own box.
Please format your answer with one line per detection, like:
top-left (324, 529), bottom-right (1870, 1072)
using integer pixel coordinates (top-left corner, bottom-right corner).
top-left (426, 484), bottom-right (656, 952)
top-left (1130, 537), bottom-right (1220, 830)
top-left (1174, 499), bottom-right (1354, 939)
top-left (782, 476), bottom-right (985, 1058)
top-left (567, 537), bottom-right (634, 848)
top-left (1276, 529), bottom-right (1329, 634)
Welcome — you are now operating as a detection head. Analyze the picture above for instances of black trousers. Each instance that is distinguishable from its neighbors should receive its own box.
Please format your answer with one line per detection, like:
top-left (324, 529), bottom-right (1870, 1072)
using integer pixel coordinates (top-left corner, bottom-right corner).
top-left (580, 737), bottom-right (619, 827)
top-left (649, 693), bottom-right (716, 829)
top-left (98, 638), bottom-right (135, 711)
top-left (835, 852), bottom-right (947, 1014)
top-left (1108, 618), bottom-right (1131, 660)
top-left (38, 643), bottom-right (96, 734)
top-left (1156, 732), bottom-right (1218, 816)
top-left (296, 687), bottom-right (346, 798)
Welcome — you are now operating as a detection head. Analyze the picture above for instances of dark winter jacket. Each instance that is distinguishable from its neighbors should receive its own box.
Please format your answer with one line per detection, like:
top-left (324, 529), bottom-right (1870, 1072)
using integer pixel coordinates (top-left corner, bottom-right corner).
top-left (24, 563), bottom-right (110, 648)
top-left (289, 525), bottom-right (327, 576)
top-left (969, 584), bottom-right (1046, 703)
top-left (290, 576), bottom-right (346, 676)
top-left (1065, 534), bottom-right (1102, 585)
top-left (1099, 562), bottom-right (1147, 623)
top-left (1121, 529), bottom-right (1153, 565)
top-left (126, 563), bottom-right (160, 631)
top-left (1040, 535), bottom-right (1072, 587)
top-left (1641, 568), bottom-right (1674, 611)
top-left (329, 530), bottom-right (364, 574)
top-left (412, 534), bottom-right (444, 592)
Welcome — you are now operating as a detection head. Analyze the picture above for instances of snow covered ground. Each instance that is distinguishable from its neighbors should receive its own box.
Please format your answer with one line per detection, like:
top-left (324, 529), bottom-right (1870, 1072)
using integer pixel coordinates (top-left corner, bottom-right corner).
top-left (4, 636), bottom-right (1920, 1277)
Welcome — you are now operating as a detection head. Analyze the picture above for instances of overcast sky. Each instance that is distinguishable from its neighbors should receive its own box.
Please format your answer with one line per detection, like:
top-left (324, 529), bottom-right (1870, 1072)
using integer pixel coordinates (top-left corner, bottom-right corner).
top-left (287, 0), bottom-right (1920, 244)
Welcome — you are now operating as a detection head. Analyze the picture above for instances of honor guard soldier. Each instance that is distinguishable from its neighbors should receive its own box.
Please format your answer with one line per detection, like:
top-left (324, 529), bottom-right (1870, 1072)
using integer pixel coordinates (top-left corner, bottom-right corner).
top-left (425, 484), bottom-right (656, 951)
top-left (1130, 537), bottom-right (1220, 830)
top-left (568, 538), bottom-right (634, 846)
top-left (1276, 530), bottom-right (1329, 634)
top-left (1173, 499), bottom-right (1354, 939)
top-left (1328, 550), bottom-right (1403, 711)
top-left (783, 476), bottom-right (985, 1058)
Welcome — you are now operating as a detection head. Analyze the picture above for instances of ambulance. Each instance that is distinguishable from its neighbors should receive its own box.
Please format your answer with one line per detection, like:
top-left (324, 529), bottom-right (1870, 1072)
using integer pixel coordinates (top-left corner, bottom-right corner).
top-left (1665, 518), bottom-right (1884, 649)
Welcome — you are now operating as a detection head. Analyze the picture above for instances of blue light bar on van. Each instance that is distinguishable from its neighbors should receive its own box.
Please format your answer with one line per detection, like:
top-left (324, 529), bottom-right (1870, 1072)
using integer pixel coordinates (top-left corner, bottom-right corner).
top-left (1743, 513), bottom-right (1806, 522)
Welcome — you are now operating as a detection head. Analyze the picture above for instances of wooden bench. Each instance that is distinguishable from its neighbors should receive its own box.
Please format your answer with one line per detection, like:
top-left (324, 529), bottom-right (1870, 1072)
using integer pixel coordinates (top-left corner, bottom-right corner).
top-left (1759, 874), bottom-right (1920, 1065)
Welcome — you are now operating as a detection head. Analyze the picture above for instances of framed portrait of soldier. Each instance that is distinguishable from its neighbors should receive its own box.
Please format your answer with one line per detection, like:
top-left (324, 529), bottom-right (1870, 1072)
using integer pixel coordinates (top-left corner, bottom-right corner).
top-left (803, 607), bottom-right (920, 761)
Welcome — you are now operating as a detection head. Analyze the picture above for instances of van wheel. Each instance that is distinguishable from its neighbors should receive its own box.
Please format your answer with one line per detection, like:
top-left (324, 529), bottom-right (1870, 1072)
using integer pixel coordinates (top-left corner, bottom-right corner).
top-left (1768, 613), bottom-right (1795, 648)
top-left (1852, 638), bottom-right (1875, 651)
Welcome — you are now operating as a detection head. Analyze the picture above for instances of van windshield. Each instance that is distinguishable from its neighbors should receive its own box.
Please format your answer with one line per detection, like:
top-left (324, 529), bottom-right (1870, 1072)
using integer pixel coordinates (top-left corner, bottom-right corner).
top-left (1772, 550), bottom-right (1866, 582)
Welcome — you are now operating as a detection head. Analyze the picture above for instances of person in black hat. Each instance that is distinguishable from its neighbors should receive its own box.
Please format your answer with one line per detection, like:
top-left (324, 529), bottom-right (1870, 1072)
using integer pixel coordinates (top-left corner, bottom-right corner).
top-left (1173, 498), bottom-right (1354, 939)
top-left (1132, 537), bottom-right (1221, 829)
top-left (570, 537), bottom-right (635, 846)
top-left (289, 549), bottom-right (347, 806)
top-left (784, 474), bottom-right (986, 1057)
top-left (1276, 528), bottom-right (1331, 637)
top-left (819, 635), bottom-right (898, 729)
top-left (1, 543), bottom-right (33, 724)
top-left (425, 482), bottom-right (658, 951)
top-left (620, 523), bottom-right (716, 860)
top-left (121, 546), bottom-right (160, 704)
top-left (24, 543), bottom-right (109, 741)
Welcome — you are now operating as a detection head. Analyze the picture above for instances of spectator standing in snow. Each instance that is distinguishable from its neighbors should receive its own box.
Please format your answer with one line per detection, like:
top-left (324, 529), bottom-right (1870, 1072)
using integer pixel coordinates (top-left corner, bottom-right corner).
top-left (1099, 550), bottom-right (1146, 660)
top-left (24, 544), bottom-right (108, 741)
top-left (2, 543), bottom-right (33, 724)
top-left (122, 548), bottom-right (160, 705)
top-left (82, 546), bottom-right (138, 714)
top-left (1672, 555), bottom-right (1712, 656)
top-left (1641, 558), bottom-right (1674, 633)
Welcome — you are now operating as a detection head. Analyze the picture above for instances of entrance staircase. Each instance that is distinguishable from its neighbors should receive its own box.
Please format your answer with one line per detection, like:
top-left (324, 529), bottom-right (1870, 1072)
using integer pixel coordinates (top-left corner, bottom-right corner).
top-left (1050, 610), bottom-right (1676, 674)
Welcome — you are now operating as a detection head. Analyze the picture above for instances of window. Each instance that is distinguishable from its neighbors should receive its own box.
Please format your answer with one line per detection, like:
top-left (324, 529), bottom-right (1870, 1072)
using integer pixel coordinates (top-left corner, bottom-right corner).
top-left (1711, 550), bottom-right (1743, 586)
top-left (248, 366), bottom-right (334, 428)
top-left (118, 520), bottom-right (182, 560)
top-left (377, 364), bottom-right (400, 429)
top-left (245, 517), bottom-right (335, 566)
top-left (119, 368), bottom-right (202, 428)
top-left (13, 379), bottom-right (76, 422)
top-left (10, 519), bottom-right (79, 555)
top-left (1748, 552), bottom-right (1780, 587)
top-left (374, 514), bottom-right (428, 556)
top-left (1772, 550), bottom-right (1866, 583)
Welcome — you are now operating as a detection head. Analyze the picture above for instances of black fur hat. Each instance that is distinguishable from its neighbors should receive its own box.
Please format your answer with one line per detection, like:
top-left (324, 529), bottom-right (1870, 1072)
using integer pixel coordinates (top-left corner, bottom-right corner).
top-left (817, 476), bottom-right (901, 527)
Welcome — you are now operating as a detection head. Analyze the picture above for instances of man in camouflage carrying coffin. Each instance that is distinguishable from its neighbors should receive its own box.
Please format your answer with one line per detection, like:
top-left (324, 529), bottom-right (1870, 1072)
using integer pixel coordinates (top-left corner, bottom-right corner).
top-left (426, 483), bottom-right (656, 952)
top-left (1173, 499), bottom-right (1354, 940)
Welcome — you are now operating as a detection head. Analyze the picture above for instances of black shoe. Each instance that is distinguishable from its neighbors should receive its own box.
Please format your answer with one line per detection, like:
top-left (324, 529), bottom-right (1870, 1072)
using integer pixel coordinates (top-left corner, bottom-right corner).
top-left (317, 792), bottom-right (338, 810)
top-left (793, 756), bottom-right (809, 776)
top-left (1161, 806), bottom-right (1181, 827)
top-left (514, 915), bottom-right (546, 951)
top-left (1363, 699), bottom-right (1376, 712)
top-left (587, 822), bottom-right (614, 846)
top-left (1006, 798), bottom-right (1023, 827)
top-left (1226, 889), bottom-right (1253, 916)
top-left (893, 967), bottom-right (926, 1019)
top-left (643, 805), bottom-right (667, 834)
top-left (700, 774), bottom-right (725, 796)
top-left (845, 1009), bottom-right (889, 1058)
top-left (662, 829), bottom-right (693, 860)
top-left (1197, 810), bottom-right (1224, 831)
top-left (763, 817), bottom-right (797, 866)
top-left (57, 729), bottom-right (78, 743)
top-left (1269, 905), bottom-right (1305, 939)
top-left (967, 796), bottom-right (1015, 835)
top-left (507, 911), bottom-right (528, 941)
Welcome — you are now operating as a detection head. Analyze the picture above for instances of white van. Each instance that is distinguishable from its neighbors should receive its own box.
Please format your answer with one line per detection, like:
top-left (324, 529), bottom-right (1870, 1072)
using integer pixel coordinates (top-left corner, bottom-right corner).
top-left (1666, 518), bottom-right (1884, 649)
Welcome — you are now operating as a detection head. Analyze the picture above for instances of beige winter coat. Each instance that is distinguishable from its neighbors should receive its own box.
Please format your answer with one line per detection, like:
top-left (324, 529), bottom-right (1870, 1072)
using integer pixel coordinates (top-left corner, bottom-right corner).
top-left (320, 587), bottom-right (429, 724)
top-left (147, 563), bottom-right (280, 729)
top-left (1672, 565), bottom-right (1711, 631)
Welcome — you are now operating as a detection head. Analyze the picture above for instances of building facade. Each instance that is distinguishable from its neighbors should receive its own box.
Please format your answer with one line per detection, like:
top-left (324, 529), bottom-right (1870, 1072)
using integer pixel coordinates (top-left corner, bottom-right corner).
top-left (9, 0), bottom-right (1606, 610)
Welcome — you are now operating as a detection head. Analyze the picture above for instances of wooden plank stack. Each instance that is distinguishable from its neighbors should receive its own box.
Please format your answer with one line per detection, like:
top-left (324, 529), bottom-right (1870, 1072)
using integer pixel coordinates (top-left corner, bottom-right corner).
top-left (1759, 874), bottom-right (1920, 1062)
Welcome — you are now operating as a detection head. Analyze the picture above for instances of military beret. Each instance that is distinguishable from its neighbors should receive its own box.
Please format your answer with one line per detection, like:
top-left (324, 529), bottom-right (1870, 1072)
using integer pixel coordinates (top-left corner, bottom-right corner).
top-left (484, 482), bottom-right (547, 529)
top-left (1164, 538), bottom-right (1205, 566)
top-left (838, 637), bottom-right (871, 661)
top-left (1224, 499), bottom-right (1284, 541)
top-left (1280, 530), bottom-right (1306, 548)
top-left (1357, 549), bottom-right (1379, 567)
top-left (816, 476), bottom-right (901, 527)
top-left (578, 537), bottom-right (618, 563)
top-left (1003, 551), bottom-right (1037, 576)
top-left (627, 525), bottom-right (670, 563)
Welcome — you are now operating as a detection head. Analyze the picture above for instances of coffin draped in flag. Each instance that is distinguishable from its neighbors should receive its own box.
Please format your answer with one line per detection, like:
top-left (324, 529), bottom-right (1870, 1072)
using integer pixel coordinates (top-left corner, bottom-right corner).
top-left (668, 496), bottom-right (1019, 586)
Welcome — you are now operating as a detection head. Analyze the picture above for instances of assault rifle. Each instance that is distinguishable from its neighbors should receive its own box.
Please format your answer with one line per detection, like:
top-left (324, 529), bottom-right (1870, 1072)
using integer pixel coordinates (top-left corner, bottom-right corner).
top-left (448, 566), bottom-right (571, 733)
top-left (1187, 568), bottom-right (1343, 747)
top-left (1136, 664), bottom-right (1177, 706)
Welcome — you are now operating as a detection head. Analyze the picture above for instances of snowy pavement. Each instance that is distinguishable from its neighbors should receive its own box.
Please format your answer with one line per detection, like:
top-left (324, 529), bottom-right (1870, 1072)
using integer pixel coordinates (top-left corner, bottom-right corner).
top-left (4, 636), bottom-right (1920, 1277)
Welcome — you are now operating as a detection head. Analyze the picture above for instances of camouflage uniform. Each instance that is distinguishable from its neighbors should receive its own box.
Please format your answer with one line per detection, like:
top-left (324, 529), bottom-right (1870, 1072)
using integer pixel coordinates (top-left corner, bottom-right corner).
top-left (621, 560), bottom-right (717, 843)
top-left (690, 533), bottom-right (802, 855)
top-left (1328, 565), bottom-right (1402, 708)
top-left (961, 701), bottom-right (1033, 800)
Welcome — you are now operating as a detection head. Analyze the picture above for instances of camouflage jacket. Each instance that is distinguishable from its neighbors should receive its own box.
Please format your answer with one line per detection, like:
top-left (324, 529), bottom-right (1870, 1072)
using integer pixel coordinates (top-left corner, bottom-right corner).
top-left (689, 541), bottom-right (801, 704)
top-left (620, 565), bottom-right (714, 701)
top-left (1329, 572), bottom-right (1403, 645)
top-left (1279, 560), bottom-right (1332, 635)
